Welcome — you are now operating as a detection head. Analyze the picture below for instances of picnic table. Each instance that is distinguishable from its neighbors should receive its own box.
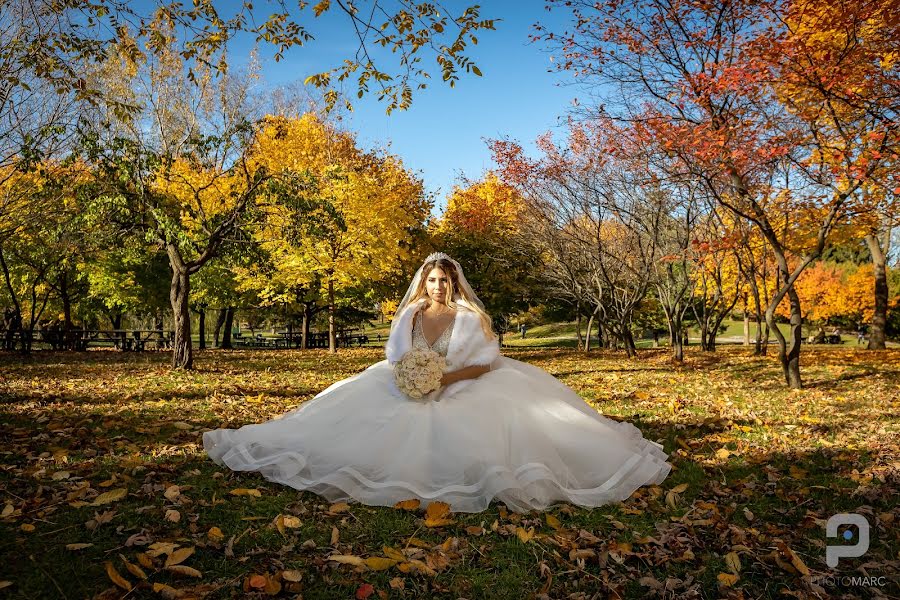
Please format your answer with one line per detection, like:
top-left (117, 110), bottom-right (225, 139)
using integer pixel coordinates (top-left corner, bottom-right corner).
top-left (0, 329), bottom-right (174, 351)
top-left (77, 329), bottom-right (174, 351)
top-left (276, 328), bottom-right (369, 349)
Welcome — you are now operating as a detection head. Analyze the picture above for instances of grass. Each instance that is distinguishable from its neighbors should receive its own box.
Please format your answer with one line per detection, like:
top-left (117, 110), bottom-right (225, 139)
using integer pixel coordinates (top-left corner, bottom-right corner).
top-left (0, 345), bottom-right (898, 599)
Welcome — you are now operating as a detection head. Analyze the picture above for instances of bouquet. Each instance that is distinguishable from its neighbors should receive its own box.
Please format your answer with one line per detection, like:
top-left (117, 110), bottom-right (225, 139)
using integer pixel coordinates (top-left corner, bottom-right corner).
top-left (393, 348), bottom-right (447, 400)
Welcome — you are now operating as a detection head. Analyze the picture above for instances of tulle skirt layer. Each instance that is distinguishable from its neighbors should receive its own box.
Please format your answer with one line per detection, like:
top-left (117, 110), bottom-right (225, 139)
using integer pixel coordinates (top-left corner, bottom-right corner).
top-left (203, 356), bottom-right (671, 513)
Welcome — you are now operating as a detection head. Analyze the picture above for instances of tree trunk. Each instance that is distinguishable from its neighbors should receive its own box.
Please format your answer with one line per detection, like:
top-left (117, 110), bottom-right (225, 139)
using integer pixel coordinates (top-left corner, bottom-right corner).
top-left (221, 308), bottom-right (234, 349)
top-left (865, 233), bottom-right (888, 350)
top-left (170, 268), bottom-right (192, 369)
top-left (669, 315), bottom-right (684, 362)
top-left (328, 277), bottom-right (336, 354)
top-left (213, 308), bottom-right (227, 347)
top-left (767, 286), bottom-right (803, 389)
top-left (197, 308), bottom-right (206, 350)
top-left (575, 309), bottom-right (583, 351)
top-left (301, 306), bottom-right (310, 350)
top-left (60, 275), bottom-right (74, 350)
top-left (622, 327), bottom-right (637, 358)
top-left (698, 319), bottom-right (710, 351)
top-left (585, 311), bottom-right (595, 353)
top-left (742, 293), bottom-right (750, 346)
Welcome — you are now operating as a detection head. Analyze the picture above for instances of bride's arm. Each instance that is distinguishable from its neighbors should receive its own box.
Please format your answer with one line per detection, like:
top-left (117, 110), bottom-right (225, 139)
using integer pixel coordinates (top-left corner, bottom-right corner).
top-left (440, 364), bottom-right (490, 386)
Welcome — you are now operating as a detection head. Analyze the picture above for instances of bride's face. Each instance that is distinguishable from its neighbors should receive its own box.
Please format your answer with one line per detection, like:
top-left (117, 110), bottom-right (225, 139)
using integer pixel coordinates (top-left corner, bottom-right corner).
top-left (425, 267), bottom-right (449, 304)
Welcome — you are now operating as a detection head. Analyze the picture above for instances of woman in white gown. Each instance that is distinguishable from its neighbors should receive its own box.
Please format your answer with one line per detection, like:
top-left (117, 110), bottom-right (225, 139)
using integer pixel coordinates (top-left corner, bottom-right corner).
top-left (203, 252), bottom-right (672, 514)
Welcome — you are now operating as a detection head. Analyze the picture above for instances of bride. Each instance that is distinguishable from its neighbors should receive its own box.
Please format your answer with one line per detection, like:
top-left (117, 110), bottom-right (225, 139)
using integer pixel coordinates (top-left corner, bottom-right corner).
top-left (203, 252), bottom-right (672, 513)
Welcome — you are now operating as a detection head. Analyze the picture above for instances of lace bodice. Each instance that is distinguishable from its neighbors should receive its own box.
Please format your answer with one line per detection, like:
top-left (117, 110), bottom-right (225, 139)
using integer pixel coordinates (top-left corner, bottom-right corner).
top-left (412, 309), bottom-right (456, 357)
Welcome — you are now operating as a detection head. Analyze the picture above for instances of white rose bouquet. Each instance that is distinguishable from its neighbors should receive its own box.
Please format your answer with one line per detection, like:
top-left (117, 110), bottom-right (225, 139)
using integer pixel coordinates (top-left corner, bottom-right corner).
top-left (393, 348), bottom-right (447, 401)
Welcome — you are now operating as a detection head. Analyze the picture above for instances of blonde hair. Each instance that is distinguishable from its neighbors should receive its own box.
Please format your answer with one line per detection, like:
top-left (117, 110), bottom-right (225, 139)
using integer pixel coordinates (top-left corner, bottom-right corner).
top-left (409, 258), bottom-right (496, 340)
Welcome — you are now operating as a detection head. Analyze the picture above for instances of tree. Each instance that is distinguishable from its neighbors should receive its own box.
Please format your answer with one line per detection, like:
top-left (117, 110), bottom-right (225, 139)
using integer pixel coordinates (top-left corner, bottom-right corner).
top-left (536, 0), bottom-right (894, 387)
top-left (770, 0), bottom-right (900, 349)
top-left (434, 173), bottom-right (543, 341)
top-left (78, 26), bottom-right (268, 369)
top-left (249, 114), bottom-right (430, 353)
top-left (3, 1), bottom-right (496, 117)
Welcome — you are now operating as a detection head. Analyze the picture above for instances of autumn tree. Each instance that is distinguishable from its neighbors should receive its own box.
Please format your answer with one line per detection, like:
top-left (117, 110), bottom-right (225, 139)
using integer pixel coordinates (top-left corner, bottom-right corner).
top-left (771, 0), bottom-right (900, 349)
top-left (74, 23), bottom-right (271, 369)
top-left (537, 0), bottom-right (896, 387)
top-left (3, 1), bottom-right (495, 117)
top-left (433, 173), bottom-right (543, 341)
top-left (248, 114), bottom-right (430, 353)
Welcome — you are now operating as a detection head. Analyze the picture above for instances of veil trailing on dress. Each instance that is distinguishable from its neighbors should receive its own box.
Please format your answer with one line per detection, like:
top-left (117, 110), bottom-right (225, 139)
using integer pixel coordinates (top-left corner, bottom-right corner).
top-left (389, 252), bottom-right (484, 339)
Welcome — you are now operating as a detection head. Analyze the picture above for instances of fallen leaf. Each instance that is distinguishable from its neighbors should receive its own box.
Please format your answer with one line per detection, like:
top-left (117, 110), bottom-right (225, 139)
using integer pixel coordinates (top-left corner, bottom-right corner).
top-left (545, 514), bottom-right (562, 530)
top-left (725, 551), bottom-right (741, 574)
top-left (92, 488), bottom-right (127, 506)
top-left (393, 499), bottom-right (420, 511)
top-left (382, 546), bottom-right (405, 561)
top-left (65, 543), bottom-right (93, 551)
top-left (136, 553), bottom-right (155, 569)
top-left (424, 501), bottom-right (455, 527)
top-left (248, 574), bottom-right (267, 589)
top-left (165, 509), bottom-right (181, 523)
top-left (364, 557), bottom-right (399, 571)
top-left (207, 527), bottom-right (224, 542)
top-left (229, 488), bottom-right (261, 497)
top-left (282, 515), bottom-right (301, 528)
top-left (717, 572), bottom-right (740, 587)
top-left (328, 502), bottom-right (351, 514)
top-left (516, 526), bottom-right (535, 543)
top-left (263, 576), bottom-right (281, 595)
top-left (282, 570), bottom-right (302, 582)
top-left (119, 555), bottom-right (147, 580)
top-left (164, 546), bottom-right (195, 567)
top-left (166, 565), bottom-right (202, 578)
top-left (105, 561), bottom-right (132, 591)
top-left (152, 582), bottom-right (184, 599)
top-left (329, 554), bottom-right (365, 566)
top-left (355, 583), bottom-right (375, 599)
top-left (163, 485), bottom-right (180, 501)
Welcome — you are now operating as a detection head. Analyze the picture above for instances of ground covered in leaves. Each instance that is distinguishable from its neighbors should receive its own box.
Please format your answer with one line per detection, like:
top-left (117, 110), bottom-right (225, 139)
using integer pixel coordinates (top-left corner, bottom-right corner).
top-left (0, 346), bottom-right (898, 599)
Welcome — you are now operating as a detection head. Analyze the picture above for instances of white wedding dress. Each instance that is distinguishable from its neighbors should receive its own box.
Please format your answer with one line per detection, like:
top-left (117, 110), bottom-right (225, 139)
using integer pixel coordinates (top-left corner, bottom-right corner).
top-left (203, 311), bottom-right (672, 513)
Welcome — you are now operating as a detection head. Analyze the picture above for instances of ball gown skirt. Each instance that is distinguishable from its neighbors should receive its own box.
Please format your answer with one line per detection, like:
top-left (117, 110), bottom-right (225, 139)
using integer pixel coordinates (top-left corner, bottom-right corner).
top-left (203, 356), bottom-right (672, 514)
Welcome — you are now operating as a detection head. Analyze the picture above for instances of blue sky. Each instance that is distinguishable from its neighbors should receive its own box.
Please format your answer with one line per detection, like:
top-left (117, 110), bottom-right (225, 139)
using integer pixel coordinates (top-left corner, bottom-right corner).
top-left (229, 2), bottom-right (578, 215)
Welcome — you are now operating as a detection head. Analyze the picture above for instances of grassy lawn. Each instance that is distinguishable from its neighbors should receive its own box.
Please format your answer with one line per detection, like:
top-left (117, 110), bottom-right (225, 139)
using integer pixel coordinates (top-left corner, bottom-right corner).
top-left (1, 346), bottom-right (898, 599)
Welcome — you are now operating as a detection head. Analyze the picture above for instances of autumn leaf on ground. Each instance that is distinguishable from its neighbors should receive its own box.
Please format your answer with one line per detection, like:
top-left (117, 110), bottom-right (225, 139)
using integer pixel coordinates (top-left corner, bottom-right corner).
top-left (355, 583), bottom-right (375, 599)
top-left (164, 546), bottom-right (195, 567)
top-left (393, 499), bottom-right (420, 511)
top-left (327, 502), bottom-right (351, 514)
top-left (66, 543), bottom-right (93, 551)
top-left (718, 572), bottom-right (740, 587)
top-left (424, 501), bottom-right (455, 527)
top-left (229, 488), bottom-right (261, 497)
top-left (516, 526), bottom-right (535, 543)
top-left (92, 488), bottom-right (127, 506)
top-left (105, 561), bottom-right (132, 591)
top-left (207, 527), bottom-right (224, 542)
top-left (364, 556), bottom-right (399, 570)
top-left (329, 554), bottom-right (365, 566)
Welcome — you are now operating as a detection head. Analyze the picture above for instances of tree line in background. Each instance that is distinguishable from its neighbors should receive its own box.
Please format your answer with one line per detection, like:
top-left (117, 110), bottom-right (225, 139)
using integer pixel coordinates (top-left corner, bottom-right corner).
top-left (499, 0), bottom-right (899, 388)
top-left (0, 0), bottom-right (898, 391)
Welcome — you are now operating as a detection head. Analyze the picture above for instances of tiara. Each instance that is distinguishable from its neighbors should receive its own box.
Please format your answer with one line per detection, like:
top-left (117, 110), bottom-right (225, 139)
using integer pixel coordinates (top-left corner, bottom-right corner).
top-left (424, 251), bottom-right (453, 264)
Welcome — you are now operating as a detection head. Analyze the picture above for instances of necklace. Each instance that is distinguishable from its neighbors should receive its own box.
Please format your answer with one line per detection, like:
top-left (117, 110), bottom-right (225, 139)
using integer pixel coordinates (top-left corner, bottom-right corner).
top-left (425, 302), bottom-right (453, 317)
